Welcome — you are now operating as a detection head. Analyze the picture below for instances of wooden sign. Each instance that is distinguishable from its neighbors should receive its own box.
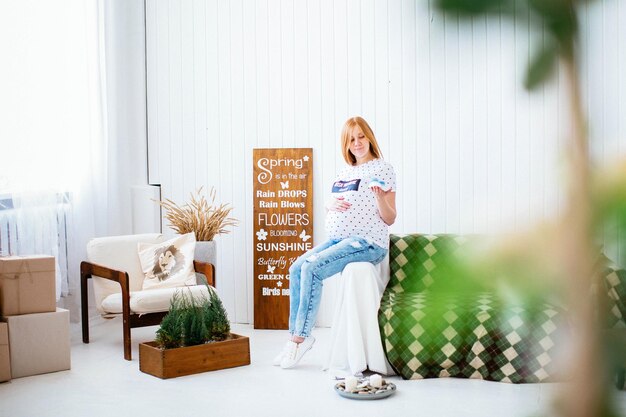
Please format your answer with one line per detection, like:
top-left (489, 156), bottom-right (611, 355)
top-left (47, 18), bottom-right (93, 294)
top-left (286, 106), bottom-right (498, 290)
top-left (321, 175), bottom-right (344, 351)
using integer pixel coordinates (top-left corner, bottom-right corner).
top-left (253, 148), bottom-right (313, 329)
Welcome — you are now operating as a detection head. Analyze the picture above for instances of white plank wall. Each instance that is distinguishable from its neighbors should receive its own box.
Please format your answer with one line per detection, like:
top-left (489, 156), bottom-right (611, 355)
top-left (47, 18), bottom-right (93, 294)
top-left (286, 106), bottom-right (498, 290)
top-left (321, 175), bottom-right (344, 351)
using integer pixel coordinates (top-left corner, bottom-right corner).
top-left (145, 0), bottom-right (626, 325)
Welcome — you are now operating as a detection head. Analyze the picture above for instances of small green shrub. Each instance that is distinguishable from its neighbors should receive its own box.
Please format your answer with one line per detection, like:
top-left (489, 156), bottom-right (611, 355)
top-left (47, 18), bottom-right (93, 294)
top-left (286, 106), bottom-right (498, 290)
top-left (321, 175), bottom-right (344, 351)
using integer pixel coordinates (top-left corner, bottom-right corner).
top-left (204, 289), bottom-right (230, 341)
top-left (155, 291), bottom-right (183, 349)
top-left (155, 285), bottom-right (230, 349)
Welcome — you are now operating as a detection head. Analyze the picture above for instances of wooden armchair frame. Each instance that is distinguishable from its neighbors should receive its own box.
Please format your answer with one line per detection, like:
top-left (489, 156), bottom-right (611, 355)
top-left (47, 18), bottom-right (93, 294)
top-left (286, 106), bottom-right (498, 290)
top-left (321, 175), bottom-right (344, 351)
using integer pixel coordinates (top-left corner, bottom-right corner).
top-left (80, 260), bottom-right (215, 361)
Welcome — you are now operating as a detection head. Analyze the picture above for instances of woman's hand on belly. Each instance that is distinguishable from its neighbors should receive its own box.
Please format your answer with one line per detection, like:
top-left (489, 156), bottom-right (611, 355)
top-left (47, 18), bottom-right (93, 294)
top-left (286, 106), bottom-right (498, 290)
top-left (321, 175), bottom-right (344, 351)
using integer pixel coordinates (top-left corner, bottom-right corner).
top-left (326, 196), bottom-right (352, 212)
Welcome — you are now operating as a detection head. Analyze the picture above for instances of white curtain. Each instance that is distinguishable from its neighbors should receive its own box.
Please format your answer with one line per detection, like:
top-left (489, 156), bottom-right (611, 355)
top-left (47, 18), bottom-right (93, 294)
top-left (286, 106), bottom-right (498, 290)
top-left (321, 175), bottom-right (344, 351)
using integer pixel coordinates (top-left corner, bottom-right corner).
top-left (0, 0), bottom-right (109, 316)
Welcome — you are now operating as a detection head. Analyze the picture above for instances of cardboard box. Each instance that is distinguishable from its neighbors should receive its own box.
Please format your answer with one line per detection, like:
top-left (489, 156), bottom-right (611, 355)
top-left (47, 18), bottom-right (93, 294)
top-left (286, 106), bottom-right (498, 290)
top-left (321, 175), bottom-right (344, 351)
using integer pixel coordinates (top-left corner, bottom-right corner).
top-left (3, 308), bottom-right (70, 378)
top-left (0, 322), bottom-right (9, 382)
top-left (0, 255), bottom-right (56, 316)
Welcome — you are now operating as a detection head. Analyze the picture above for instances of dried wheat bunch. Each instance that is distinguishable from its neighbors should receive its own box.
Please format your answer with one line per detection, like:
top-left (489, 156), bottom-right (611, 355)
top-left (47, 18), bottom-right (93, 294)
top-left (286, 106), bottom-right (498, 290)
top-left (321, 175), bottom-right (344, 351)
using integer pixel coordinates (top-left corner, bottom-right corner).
top-left (155, 187), bottom-right (239, 241)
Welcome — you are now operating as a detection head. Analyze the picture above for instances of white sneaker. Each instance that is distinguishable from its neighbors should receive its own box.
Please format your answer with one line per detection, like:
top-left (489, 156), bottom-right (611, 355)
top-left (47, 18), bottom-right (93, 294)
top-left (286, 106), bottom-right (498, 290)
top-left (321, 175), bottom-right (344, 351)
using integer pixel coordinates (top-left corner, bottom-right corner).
top-left (280, 337), bottom-right (315, 369)
top-left (273, 340), bottom-right (293, 366)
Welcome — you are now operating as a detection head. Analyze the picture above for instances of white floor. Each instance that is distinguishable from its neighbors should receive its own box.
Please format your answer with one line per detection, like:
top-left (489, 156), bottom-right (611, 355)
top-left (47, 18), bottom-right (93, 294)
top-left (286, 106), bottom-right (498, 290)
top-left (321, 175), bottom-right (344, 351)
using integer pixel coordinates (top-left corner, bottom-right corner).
top-left (0, 317), bottom-right (624, 417)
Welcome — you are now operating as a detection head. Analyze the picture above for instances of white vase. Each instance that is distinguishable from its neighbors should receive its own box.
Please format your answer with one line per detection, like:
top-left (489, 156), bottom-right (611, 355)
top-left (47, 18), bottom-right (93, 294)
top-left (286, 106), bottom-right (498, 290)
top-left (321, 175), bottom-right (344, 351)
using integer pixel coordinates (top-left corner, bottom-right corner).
top-left (194, 240), bottom-right (217, 285)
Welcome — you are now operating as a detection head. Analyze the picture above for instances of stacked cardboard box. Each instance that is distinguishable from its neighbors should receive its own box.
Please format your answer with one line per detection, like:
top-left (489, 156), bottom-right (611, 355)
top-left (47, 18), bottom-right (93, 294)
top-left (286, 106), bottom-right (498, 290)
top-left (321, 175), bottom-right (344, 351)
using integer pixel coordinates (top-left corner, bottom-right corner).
top-left (0, 255), bottom-right (56, 316)
top-left (0, 322), bottom-right (9, 382)
top-left (0, 256), bottom-right (71, 380)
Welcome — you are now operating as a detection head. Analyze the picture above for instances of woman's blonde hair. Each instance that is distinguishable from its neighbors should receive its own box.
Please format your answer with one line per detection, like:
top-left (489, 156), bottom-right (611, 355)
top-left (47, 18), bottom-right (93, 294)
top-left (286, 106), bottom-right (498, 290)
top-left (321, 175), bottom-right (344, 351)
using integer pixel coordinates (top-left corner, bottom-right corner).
top-left (340, 116), bottom-right (383, 165)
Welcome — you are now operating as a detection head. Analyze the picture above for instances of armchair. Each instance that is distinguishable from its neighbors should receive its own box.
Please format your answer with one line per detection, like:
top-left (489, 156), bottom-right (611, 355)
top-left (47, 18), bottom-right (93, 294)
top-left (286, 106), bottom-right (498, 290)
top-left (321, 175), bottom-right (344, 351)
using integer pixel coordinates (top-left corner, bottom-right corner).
top-left (80, 233), bottom-right (216, 360)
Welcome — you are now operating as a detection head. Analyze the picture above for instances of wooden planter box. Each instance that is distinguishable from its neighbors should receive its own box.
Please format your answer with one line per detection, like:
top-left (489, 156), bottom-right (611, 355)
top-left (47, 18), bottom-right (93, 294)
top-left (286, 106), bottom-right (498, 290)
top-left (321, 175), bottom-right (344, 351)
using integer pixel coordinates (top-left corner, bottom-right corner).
top-left (139, 333), bottom-right (250, 379)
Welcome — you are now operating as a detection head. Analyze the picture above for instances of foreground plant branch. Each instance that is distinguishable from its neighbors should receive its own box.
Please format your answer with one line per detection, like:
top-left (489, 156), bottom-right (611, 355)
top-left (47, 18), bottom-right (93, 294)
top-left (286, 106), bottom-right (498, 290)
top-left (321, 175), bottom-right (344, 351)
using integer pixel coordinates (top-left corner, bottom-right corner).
top-left (557, 50), bottom-right (605, 417)
top-left (434, 1), bottom-right (620, 416)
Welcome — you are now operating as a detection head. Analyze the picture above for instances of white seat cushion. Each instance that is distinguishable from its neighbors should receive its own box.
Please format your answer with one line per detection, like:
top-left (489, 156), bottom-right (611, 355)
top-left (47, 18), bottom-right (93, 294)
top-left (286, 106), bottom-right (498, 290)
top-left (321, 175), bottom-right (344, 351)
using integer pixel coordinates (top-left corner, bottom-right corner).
top-left (100, 285), bottom-right (213, 315)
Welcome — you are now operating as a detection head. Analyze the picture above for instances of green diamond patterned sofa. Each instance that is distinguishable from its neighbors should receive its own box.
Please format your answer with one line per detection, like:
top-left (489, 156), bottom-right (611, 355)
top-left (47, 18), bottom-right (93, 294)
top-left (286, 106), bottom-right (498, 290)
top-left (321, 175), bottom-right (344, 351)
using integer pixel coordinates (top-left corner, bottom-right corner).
top-left (378, 234), bottom-right (626, 383)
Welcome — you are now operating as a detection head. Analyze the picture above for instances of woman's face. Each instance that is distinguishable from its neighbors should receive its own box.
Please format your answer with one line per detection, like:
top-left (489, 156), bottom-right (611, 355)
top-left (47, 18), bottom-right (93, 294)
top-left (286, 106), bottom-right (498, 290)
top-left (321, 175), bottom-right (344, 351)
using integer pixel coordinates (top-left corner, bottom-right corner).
top-left (349, 126), bottom-right (371, 163)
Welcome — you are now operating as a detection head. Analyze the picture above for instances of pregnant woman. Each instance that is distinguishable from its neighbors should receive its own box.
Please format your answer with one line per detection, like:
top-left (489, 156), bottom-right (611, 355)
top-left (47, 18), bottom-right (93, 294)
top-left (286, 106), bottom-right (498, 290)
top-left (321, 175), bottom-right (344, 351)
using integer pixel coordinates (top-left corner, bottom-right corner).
top-left (274, 116), bottom-right (397, 369)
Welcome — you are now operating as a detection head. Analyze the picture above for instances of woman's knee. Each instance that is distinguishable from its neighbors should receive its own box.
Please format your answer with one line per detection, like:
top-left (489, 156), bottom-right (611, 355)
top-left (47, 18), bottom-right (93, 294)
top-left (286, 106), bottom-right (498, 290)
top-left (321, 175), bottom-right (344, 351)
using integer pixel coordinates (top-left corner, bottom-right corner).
top-left (301, 259), bottom-right (326, 282)
top-left (289, 256), bottom-right (306, 276)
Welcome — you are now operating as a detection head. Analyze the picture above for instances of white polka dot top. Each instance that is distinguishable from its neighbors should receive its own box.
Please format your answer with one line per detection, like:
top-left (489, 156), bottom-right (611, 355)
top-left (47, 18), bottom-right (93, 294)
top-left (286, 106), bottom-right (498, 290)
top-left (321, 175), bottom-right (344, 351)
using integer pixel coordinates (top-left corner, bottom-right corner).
top-left (325, 158), bottom-right (396, 248)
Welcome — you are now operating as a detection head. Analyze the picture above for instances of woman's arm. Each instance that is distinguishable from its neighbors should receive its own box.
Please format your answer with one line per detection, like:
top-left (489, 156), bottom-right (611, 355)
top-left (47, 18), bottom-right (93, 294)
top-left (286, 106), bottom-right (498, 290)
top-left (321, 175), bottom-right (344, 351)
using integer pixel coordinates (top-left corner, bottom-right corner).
top-left (371, 187), bottom-right (396, 225)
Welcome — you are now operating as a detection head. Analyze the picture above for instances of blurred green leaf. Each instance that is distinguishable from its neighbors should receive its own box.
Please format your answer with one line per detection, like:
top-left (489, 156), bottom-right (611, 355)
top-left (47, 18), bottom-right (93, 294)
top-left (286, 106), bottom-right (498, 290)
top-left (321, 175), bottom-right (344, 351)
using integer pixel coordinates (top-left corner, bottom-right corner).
top-left (528, 0), bottom-right (578, 58)
top-left (528, 0), bottom-right (571, 21)
top-left (525, 41), bottom-right (557, 90)
top-left (435, 0), bottom-right (512, 15)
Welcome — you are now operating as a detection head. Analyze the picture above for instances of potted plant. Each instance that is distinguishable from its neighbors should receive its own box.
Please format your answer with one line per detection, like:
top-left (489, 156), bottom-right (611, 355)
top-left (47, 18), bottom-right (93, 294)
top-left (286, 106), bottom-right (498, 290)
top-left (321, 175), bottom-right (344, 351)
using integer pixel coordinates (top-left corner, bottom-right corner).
top-left (155, 187), bottom-right (239, 275)
top-left (139, 286), bottom-right (250, 379)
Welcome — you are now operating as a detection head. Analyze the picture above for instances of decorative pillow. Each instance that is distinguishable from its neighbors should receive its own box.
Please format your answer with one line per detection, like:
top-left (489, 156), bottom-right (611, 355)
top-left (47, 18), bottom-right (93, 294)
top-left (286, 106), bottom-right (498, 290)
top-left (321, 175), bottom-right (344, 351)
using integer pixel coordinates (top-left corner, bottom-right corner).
top-left (603, 265), bottom-right (626, 329)
top-left (388, 234), bottom-right (470, 294)
top-left (139, 232), bottom-right (197, 290)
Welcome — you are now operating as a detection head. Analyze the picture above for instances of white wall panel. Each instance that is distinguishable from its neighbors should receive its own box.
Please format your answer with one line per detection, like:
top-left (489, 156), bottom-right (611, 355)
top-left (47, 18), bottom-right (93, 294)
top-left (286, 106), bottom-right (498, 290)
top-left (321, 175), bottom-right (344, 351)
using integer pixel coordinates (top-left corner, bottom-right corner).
top-left (444, 13), bottom-right (461, 234)
top-left (255, 1), bottom-right (270, 149)
top-left (401, 0), bottom-right (417, 233)
top-left (415, 2), bottom-right (432, 233)
top-left (146, 0), bottom-right (626, 325)
top-left (146, 1), bottom-right (159, 183)
top-left (431, 6), bottom-right (448, 234)
top-left (458, 19), bottom-right (473, 235)
top-left (241, 0), bottom-right (256, 332)
top-left (281, 0), bottom-right (295, 148)
top-left (471, 16), bottom-right (489, 233)
top-left (193, 0), bottom-right (208, 187)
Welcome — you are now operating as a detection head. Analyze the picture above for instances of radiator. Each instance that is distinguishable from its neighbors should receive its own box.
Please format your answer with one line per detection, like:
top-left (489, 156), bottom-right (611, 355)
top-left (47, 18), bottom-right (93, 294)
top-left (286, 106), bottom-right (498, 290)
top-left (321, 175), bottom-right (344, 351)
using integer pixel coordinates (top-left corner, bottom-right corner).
top-left (0, 200), bottom-right (17, 256)
top-left (0, 199), bottom-right (70, 296)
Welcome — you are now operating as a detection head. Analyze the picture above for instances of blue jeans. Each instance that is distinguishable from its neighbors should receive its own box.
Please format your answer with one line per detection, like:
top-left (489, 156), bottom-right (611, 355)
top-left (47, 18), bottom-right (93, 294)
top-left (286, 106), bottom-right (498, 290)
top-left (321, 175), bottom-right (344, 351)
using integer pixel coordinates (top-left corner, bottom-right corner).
top-left (288, 236), bottom-right (388, 338)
